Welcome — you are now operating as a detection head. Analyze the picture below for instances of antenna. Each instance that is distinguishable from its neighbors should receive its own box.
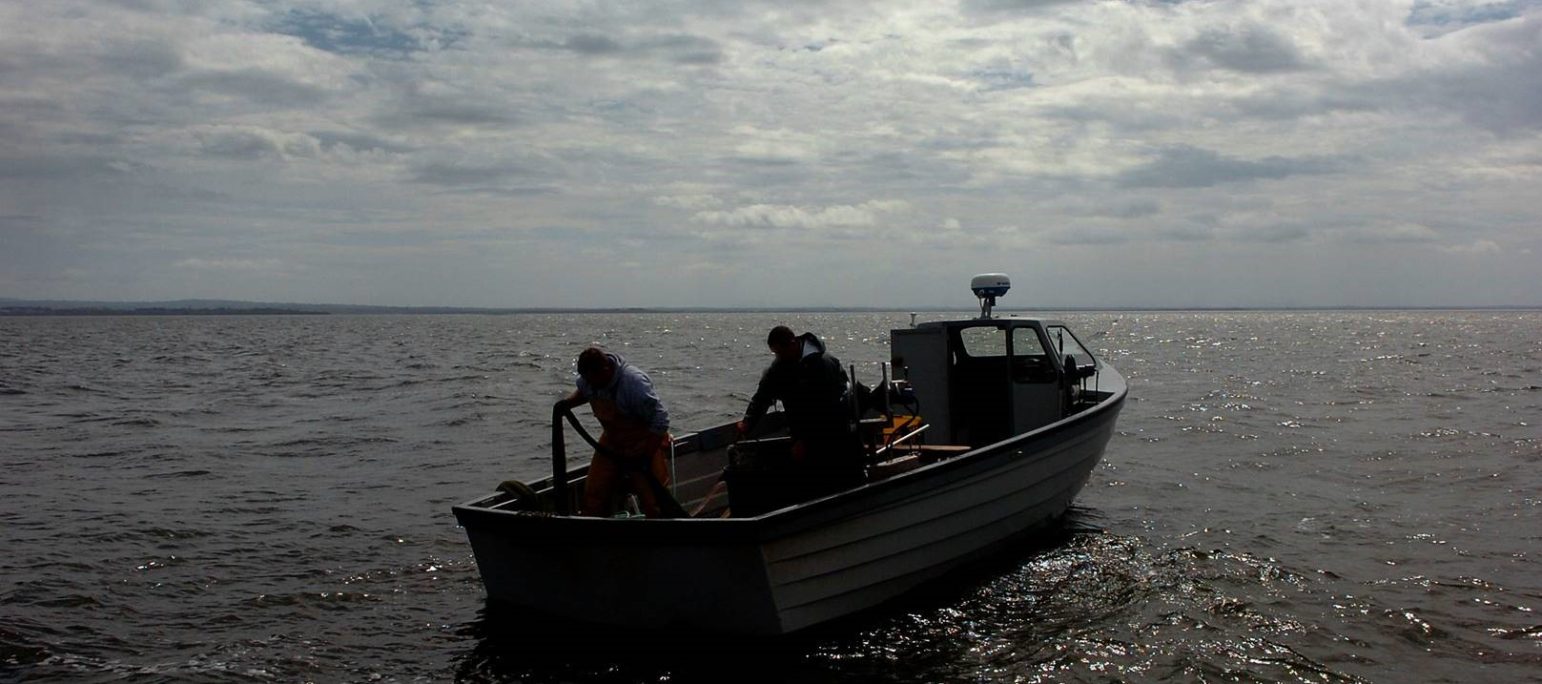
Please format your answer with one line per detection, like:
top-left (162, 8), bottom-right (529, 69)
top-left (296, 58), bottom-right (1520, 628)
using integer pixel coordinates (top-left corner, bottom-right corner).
top-left (970, 273), bottom-right (1010, 318)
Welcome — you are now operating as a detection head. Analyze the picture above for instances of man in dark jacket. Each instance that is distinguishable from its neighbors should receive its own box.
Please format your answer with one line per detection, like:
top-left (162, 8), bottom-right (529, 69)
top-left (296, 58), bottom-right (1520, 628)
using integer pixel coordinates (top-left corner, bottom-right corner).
top-left (737, 326), bottom-right (864, 497)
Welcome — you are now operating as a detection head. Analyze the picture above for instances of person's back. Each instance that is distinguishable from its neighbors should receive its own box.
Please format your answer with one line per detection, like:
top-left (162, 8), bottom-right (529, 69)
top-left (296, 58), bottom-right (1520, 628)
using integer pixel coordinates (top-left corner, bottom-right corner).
top-left (766, 332), bottom-right (848, 441)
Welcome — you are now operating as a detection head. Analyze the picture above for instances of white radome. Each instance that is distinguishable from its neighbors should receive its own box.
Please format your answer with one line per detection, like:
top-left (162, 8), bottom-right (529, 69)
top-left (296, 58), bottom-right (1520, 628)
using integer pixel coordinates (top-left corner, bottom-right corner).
top-left (970, 273), bottom-right (1010, 300)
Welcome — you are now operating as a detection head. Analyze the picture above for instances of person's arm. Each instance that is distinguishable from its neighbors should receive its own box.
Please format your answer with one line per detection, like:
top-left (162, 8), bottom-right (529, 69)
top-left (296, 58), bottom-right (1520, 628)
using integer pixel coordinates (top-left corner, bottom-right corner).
top-left (738, 365), bottom-right (778, 434)
top-left (555, 388), bottom-right (586, 413)
top-left (635, 376), bottom-right (670, 437)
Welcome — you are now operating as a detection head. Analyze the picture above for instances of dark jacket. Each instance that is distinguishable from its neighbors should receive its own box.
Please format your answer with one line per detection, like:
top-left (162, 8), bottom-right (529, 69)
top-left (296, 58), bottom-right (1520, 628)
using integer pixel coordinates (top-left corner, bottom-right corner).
top-left (743, 332), bottom-right (852, 442)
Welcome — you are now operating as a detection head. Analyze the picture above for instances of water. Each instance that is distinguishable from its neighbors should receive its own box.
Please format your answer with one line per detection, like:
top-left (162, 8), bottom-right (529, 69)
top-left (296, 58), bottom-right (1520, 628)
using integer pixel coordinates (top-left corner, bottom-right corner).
top-left (1, 311), bottom-right (1538, 682)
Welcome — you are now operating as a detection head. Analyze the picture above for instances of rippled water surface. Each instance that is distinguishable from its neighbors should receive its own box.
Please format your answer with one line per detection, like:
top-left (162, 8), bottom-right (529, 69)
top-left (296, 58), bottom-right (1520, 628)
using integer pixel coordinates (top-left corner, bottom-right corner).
top-left (2, 312), bottom-right (1538, 682)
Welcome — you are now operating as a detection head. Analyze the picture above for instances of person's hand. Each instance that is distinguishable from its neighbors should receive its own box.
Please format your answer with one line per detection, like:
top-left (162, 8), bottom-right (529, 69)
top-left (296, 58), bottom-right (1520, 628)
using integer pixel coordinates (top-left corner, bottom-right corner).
top-left (790, 440), bottom-right (807, 463)
top-left (735, 420), bottom-right (748, 436)
top-left (554, 393), bottom-right (584, 413)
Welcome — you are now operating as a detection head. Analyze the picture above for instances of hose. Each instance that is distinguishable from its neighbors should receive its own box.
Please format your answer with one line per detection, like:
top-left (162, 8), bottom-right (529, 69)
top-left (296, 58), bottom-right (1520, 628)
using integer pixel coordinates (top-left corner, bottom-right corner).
top-left (553, 406), bottom-right (689, 519)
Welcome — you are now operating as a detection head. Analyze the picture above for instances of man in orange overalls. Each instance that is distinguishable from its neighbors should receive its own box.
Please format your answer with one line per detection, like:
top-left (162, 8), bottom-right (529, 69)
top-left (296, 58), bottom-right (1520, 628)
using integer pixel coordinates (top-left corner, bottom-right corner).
top-left (557, 347), bottom-right (673, 517)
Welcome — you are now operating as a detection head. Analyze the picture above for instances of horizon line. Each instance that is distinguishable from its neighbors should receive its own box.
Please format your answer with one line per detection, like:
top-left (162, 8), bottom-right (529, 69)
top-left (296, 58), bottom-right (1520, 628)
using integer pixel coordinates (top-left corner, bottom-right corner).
top-left (3, 297), bottom-right (1541, 314)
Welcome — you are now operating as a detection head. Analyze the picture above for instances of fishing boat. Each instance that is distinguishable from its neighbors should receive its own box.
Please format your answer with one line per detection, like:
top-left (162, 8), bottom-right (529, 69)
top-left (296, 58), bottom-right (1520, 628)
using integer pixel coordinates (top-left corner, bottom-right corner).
top-left (452, 274), bottom-right (1127, 635)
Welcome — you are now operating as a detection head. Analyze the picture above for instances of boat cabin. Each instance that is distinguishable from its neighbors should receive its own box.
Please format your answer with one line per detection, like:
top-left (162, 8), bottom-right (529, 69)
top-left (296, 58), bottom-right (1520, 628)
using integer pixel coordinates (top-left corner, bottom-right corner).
top-left (892, 316), bottom-right (1100, 448)
top-left (889, 273), bottom-right (1101, 448)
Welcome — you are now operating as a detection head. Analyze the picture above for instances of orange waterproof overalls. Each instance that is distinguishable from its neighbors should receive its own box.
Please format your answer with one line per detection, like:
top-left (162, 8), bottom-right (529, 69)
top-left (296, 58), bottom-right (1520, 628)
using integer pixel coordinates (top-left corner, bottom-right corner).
top-left (583, 393), bottom-right (672, 517)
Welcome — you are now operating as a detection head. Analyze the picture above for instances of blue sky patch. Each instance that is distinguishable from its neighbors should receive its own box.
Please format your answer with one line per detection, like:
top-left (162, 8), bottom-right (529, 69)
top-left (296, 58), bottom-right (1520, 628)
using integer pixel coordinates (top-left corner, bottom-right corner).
top-left (1407, 0), bottom-right (1537, 33)
top-left (270, 9), bottom-right (461, 57)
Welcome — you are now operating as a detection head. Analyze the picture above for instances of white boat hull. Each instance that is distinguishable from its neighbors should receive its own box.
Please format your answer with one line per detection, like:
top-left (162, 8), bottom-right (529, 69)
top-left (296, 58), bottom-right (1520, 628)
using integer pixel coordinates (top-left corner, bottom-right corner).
top-left (454, 373), bottom-right (1124, 636)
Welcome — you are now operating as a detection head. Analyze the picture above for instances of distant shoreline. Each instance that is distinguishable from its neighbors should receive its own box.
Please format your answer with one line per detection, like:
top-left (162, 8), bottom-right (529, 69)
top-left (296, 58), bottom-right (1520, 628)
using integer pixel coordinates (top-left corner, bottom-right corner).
top-left (0, 307), bottom-right (331, 316)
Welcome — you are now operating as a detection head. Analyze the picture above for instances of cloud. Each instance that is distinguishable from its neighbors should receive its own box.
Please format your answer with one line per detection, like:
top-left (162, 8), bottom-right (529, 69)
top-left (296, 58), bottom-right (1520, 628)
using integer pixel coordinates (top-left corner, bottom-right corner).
top-left (169, 29), bottom-right (357, 108)
top-left (1116, 146), bottom-right (1344, 188)
top-left (721, 126), bottom-right (823, 166)
top-left (1345, 222), bottom-right (1442, 244)
top-left (1203, 209), bottom-right (1317, 244)
top-left (647, 34), bottom-right (726, 65)
top-left (1080, 198), bottom-right (1163, 219)
top-left (653, 194), bottom-right (724, 210)
top-left (693, 201), bottom-right (910, 230)
top-left (560, 34), bottom-right (623, 55)
top-left (1152, 223), bottom-right (1215, 242)
top-left (408, 160), bottom-right (542, 186)
top-left (175, 257), bottom-right (289, 272)
top-left (1234, 223), bottom-right (1314, 244)
top-left (1225, 11), bottom-right (1542, 134)
top-left (374, 78), bottom-right (524, 129)
top-left (962, 0), bottom-right (1080, 14)
top-left (1173, 25), bottom-right (1309, 73)
top-left (194, 126), bottom-right (320, 160)
top-left (1412, 13), bottom-right (1542, 133)
top-left (1040, 226), bottom-right (1133, 245)
top-left (543, 32), bottom-right (724, 64)
top-left (3, 0), bottom-right (1540, 307)
top-left (0, 154), bottom-right (133, 180)
top-left (309, 130), bottom-right (412, 155)
top-left (180, 68), bottom-right (332, 107)
top-left (1441, 239), bottom-right (1504, 254)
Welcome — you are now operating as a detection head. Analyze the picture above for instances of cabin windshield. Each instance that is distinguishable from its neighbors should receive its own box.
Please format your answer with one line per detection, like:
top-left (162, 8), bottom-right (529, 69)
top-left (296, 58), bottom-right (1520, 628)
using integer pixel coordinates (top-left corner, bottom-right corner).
top-left (957, 325), bottom-right (1051, 360)
top-left (1046, 325), bottom-right (1097, 368)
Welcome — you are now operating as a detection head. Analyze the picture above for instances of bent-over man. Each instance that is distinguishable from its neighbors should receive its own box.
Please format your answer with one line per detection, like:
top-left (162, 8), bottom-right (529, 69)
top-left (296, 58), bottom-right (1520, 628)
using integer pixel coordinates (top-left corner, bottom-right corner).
top-left (557, 347), bottom-right (673, 517)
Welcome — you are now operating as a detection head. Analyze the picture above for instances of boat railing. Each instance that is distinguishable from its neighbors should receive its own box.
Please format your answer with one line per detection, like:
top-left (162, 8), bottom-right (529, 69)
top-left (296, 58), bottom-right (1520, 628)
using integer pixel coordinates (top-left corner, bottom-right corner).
top-left (550, 403), bottom-right (571, 515)
top-left (870, 422), bottom-right (931, 460)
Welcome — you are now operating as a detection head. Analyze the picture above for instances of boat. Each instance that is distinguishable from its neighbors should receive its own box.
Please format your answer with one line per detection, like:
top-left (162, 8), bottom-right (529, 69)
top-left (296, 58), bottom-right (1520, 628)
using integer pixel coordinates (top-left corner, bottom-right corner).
top-left (452, 274), bottom-right (1128, 636)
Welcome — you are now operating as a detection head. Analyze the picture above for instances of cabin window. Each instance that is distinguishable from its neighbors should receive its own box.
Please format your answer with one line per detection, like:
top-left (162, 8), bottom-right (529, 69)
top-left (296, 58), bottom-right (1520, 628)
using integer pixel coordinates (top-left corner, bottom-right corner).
top-left (1046, 325), bottom-right (1096, 369)
top-left (958, 326), bottom-right (1007, 358)
top-left (1010, 326), bottom-right (1055, 383)
top-left (1011, 327), bottom-right (1048, 357)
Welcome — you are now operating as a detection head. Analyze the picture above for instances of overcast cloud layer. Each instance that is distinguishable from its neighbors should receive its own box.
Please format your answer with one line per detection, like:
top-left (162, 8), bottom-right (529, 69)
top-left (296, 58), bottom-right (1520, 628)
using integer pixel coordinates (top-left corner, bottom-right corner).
top-left (2, 0), bottom-right (1539, 308)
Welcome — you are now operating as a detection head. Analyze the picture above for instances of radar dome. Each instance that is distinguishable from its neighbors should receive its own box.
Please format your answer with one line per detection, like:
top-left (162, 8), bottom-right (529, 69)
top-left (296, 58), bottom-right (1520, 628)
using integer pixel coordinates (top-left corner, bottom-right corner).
top-left (970, 273), bottom-right (1010, 299)
top-left (971, 273), bottom-right (1010, 318)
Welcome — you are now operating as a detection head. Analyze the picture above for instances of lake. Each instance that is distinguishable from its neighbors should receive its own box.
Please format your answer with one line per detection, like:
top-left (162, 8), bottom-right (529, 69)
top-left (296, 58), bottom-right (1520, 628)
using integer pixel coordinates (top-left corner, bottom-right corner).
top-left (1, 311), bottom-right (1537, 682)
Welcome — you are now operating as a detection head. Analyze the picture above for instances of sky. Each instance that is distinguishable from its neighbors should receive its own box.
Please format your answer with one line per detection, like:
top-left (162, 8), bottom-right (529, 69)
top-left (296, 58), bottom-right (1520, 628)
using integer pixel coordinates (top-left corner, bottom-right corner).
top-left (2, 0), bottom-right (1540, 309)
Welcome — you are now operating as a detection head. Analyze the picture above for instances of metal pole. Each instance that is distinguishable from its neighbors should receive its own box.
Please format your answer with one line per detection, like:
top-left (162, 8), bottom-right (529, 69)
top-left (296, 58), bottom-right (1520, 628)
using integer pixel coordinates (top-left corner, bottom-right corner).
top-left (849, 364), bottom-right (860, 419)
top-left (551, 405), bottom-right (569, 515)
top-left (881, 362), bottom-right (890, 417)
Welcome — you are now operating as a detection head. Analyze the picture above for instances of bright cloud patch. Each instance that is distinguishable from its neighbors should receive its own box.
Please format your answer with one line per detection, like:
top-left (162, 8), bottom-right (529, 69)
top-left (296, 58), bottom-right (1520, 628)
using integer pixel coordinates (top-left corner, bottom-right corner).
top-left (1441, 239), bottom-right (1505, 254)
top-left (693, 201), bottom-right (911, 230)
